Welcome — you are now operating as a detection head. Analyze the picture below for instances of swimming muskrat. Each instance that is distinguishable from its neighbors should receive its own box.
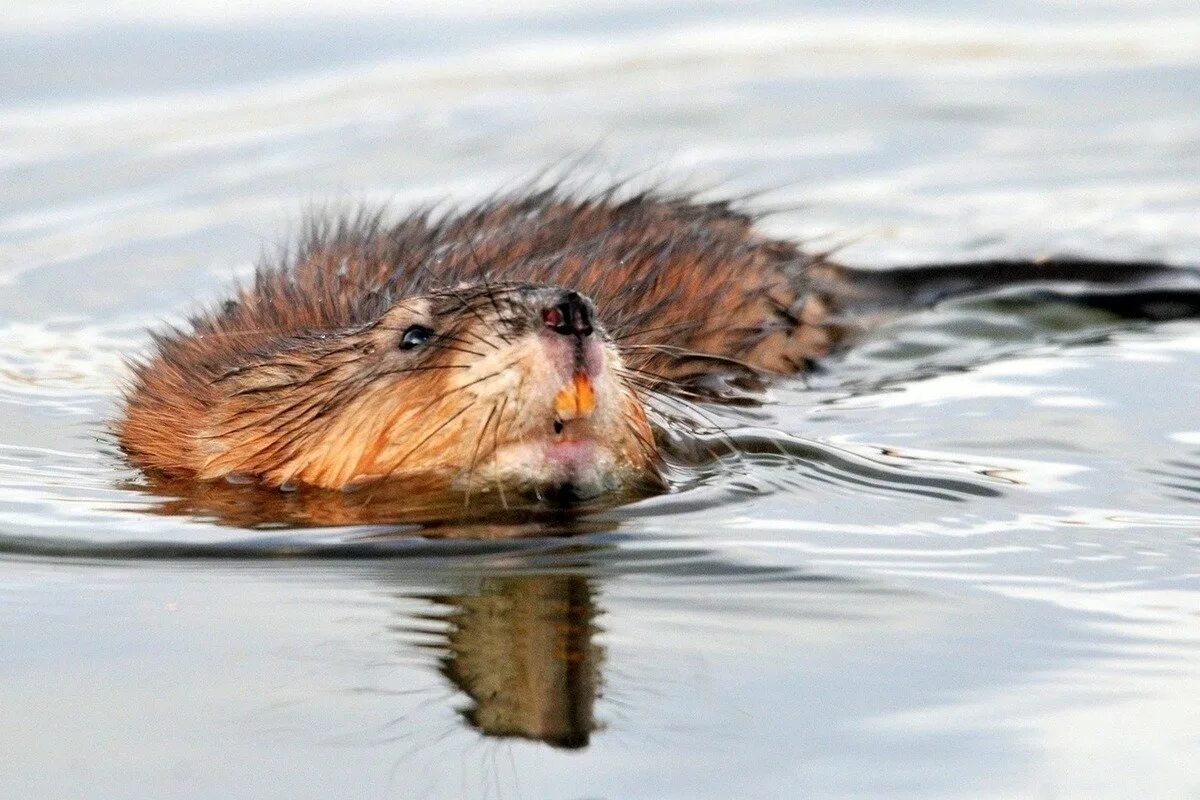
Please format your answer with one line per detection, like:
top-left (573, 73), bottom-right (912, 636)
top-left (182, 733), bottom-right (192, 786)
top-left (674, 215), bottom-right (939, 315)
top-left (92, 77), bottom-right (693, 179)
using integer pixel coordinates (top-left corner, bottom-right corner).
top-left (118, 184), bottom-right (1197, 502)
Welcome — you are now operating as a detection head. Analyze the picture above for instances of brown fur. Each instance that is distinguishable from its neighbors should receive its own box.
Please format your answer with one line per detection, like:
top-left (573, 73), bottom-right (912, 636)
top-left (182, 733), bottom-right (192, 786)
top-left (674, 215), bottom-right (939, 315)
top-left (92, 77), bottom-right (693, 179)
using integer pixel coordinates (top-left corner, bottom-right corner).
top-left (118, 187), bottom-right (846, 490)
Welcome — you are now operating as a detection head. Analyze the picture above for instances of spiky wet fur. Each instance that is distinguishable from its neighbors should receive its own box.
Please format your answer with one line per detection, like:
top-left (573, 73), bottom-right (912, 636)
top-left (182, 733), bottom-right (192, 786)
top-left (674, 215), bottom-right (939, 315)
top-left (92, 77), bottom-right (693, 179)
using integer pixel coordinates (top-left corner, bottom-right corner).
top-left (118, 186), bottom-right (844, 492)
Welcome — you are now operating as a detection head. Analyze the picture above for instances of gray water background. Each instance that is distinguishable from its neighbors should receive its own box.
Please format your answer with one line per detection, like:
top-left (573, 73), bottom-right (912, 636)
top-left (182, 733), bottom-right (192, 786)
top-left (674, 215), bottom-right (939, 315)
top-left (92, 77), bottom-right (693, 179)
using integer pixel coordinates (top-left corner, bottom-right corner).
top-left (3, 1), bottom-right (1200, 797)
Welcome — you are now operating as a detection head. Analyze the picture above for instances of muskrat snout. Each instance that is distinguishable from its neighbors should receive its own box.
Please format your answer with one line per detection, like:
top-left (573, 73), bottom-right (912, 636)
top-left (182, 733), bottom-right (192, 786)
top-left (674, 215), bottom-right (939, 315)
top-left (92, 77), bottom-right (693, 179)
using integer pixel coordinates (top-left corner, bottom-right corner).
top-left (542, 290), bottom-right (594, 338)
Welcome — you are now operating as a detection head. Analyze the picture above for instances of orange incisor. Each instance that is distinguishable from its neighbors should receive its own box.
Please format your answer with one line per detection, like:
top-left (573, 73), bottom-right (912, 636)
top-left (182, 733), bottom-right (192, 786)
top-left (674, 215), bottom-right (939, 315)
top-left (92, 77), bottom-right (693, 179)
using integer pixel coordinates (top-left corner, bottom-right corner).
top-left (554, 372), bottom-right (596, 421)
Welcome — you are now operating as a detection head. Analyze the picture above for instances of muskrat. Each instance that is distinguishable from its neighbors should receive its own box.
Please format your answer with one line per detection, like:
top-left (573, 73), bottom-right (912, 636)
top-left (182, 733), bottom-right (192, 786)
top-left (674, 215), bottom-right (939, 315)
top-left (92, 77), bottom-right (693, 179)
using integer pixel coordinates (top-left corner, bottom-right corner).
top-left (118, 184), bottom-right (1197, 502)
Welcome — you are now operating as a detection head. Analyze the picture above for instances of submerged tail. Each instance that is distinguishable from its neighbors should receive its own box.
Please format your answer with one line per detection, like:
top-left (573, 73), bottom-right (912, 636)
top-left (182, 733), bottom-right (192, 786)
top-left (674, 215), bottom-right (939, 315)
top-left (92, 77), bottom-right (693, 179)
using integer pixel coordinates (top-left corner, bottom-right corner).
top-left (832, 258), bottom-right (1200, 322)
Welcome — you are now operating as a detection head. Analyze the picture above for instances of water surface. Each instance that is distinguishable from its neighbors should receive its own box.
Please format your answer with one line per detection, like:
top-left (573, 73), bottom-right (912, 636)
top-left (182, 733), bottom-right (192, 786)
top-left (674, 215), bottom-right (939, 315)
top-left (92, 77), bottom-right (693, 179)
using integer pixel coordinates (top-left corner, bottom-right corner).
top-left (3, 1), bottom-right (1200, 797)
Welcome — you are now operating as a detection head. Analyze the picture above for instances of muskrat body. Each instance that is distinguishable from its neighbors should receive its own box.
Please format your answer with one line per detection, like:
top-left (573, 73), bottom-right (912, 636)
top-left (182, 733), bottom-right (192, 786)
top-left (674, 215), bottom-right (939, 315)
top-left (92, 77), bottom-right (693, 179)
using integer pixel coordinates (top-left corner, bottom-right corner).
top-left (118, 185), bottom-right (1193, 500)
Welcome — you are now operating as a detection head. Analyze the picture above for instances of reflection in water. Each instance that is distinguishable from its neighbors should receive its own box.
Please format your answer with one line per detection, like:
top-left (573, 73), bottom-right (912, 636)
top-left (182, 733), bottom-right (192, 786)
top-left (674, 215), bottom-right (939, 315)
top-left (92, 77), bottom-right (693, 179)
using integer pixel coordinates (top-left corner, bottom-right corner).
top-left (826, 289), bottom-right (1200, 397)
top-left (423, 574), bottom-right (600, 749)
top-left (109, 425), bottom-right (1007, 534)
top-left (122, 471), bottom-right (653, 532)
top-left (372, 543), bottom-right (846, 755)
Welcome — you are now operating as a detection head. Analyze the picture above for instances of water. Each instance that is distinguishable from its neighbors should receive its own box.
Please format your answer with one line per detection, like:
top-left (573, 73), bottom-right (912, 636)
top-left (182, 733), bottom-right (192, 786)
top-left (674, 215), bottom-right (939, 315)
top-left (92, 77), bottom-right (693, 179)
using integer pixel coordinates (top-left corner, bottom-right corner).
top-left (3, 1), bottom-right (1200, 797)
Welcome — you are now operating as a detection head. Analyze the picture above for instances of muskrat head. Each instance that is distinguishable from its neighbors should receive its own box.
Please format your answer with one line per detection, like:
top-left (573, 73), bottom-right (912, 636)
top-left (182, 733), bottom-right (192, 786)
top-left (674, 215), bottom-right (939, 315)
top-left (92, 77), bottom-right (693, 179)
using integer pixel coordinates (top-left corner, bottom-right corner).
top-left (199, 284), bottom-right (660, 499)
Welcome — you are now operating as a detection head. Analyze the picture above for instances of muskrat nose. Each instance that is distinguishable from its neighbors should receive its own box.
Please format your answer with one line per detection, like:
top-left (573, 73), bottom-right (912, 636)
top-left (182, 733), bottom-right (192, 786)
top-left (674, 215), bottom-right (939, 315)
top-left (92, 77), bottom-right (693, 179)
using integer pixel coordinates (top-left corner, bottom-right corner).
top-left (542, 291), bottom-right (594, 337)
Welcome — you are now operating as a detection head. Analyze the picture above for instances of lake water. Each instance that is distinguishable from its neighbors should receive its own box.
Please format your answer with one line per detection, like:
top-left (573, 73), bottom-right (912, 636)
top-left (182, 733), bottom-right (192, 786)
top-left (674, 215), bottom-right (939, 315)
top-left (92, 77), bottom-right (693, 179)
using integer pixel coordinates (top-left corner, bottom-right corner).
top-left (3, 1), bottom-right (1200, 797)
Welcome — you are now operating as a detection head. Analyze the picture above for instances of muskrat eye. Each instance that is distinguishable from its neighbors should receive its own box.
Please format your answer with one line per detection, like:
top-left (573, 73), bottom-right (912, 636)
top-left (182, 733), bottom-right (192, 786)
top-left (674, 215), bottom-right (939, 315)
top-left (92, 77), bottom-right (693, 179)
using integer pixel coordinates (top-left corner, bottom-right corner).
top-left (399, 325), bottom-right (434, 350)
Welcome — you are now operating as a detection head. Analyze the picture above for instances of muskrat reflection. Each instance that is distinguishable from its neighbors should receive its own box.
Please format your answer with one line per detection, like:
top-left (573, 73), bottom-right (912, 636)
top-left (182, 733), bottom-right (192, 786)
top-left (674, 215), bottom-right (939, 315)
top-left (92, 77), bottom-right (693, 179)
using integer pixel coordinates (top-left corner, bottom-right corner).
top-left (126, 472), bottom-right (651, 529)
top-left (419, 574), bottom-right (601, 749)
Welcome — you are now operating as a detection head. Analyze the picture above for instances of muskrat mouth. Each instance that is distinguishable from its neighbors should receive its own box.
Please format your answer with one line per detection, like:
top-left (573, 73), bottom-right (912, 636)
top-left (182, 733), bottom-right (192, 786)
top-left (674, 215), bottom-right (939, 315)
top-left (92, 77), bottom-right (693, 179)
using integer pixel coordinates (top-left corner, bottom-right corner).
top-left (552, 371), bottom-right (595, 435)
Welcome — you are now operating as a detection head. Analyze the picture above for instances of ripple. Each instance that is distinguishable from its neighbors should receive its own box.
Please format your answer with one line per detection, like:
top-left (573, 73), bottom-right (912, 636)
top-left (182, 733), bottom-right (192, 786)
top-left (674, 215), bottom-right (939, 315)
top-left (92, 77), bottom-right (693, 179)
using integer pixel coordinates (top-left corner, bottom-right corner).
top-left (1147, 451), bottom-right (1200, 505)
top-left (0, 321), bottom-right (132, 396)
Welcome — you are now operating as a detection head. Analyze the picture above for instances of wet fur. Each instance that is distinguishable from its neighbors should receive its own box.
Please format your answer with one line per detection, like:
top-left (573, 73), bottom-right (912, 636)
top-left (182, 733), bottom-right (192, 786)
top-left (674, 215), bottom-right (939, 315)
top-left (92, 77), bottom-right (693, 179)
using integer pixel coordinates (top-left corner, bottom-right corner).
top-left (119, 187), bottom-right (840, 487)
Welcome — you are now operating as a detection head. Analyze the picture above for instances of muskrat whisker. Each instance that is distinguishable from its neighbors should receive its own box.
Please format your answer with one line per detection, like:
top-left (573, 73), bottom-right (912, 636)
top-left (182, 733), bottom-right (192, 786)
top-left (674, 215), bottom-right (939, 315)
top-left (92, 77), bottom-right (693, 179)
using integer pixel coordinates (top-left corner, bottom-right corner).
top-left (463, 401), bottom-right (499, 508)
top-left (617, 369), bottom-right (716, 406)
top-left (418, 257), bottom-right (511, 348)
top-left (368, 364), bottom-right (470, 380)
top-left (215, 391), bottom-right (349, 469)
top-left (628, 384), bottom-right (743, 462)
top-left (619, 343), bottom-right (765, 375)
top-left (490, 394), bottom-right (510, 510)
top-left (391, 401), bottom-right (476, 471)
top-left (461, 236), bottom-right (516, 346)
top-left (507, 375), bottom-right (540, 502)
top-left (435, 331), bottom-right (491, 350)
top-left (425, 341), bottom-right (486, 358)
top-left (615, 364), bottom-right (714, 398)
top-left (445, 282), bottom-right (531, 303)
top-left (622, 379), bottom-right (723, 464)
top-left (435, 323), bottom-right (495, 352)
top-left (615, 371), bottom-right (675, 398)
top-left (226, 362), bottom-right (467, 405)
top-left (616, 363), bottom-right (685, 384)
top-left (610, 319), bottom-right (703, 342)
top-left (625, 376), bottom-right (710, 416)
top-left (202, 377), bottom-right (340, 441)
top-left (411, 358), bottom-right (523, 415)
top-left (617, 386), bottom-right (661, 464)
top-left (211, 342), bottom-right (362, 385)
top-left (618, 360), bottom-right (710, 384)
top-left (227, 363), bottom-right (343, 397)
top-left (613, 368), bottom-right (667, 392)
